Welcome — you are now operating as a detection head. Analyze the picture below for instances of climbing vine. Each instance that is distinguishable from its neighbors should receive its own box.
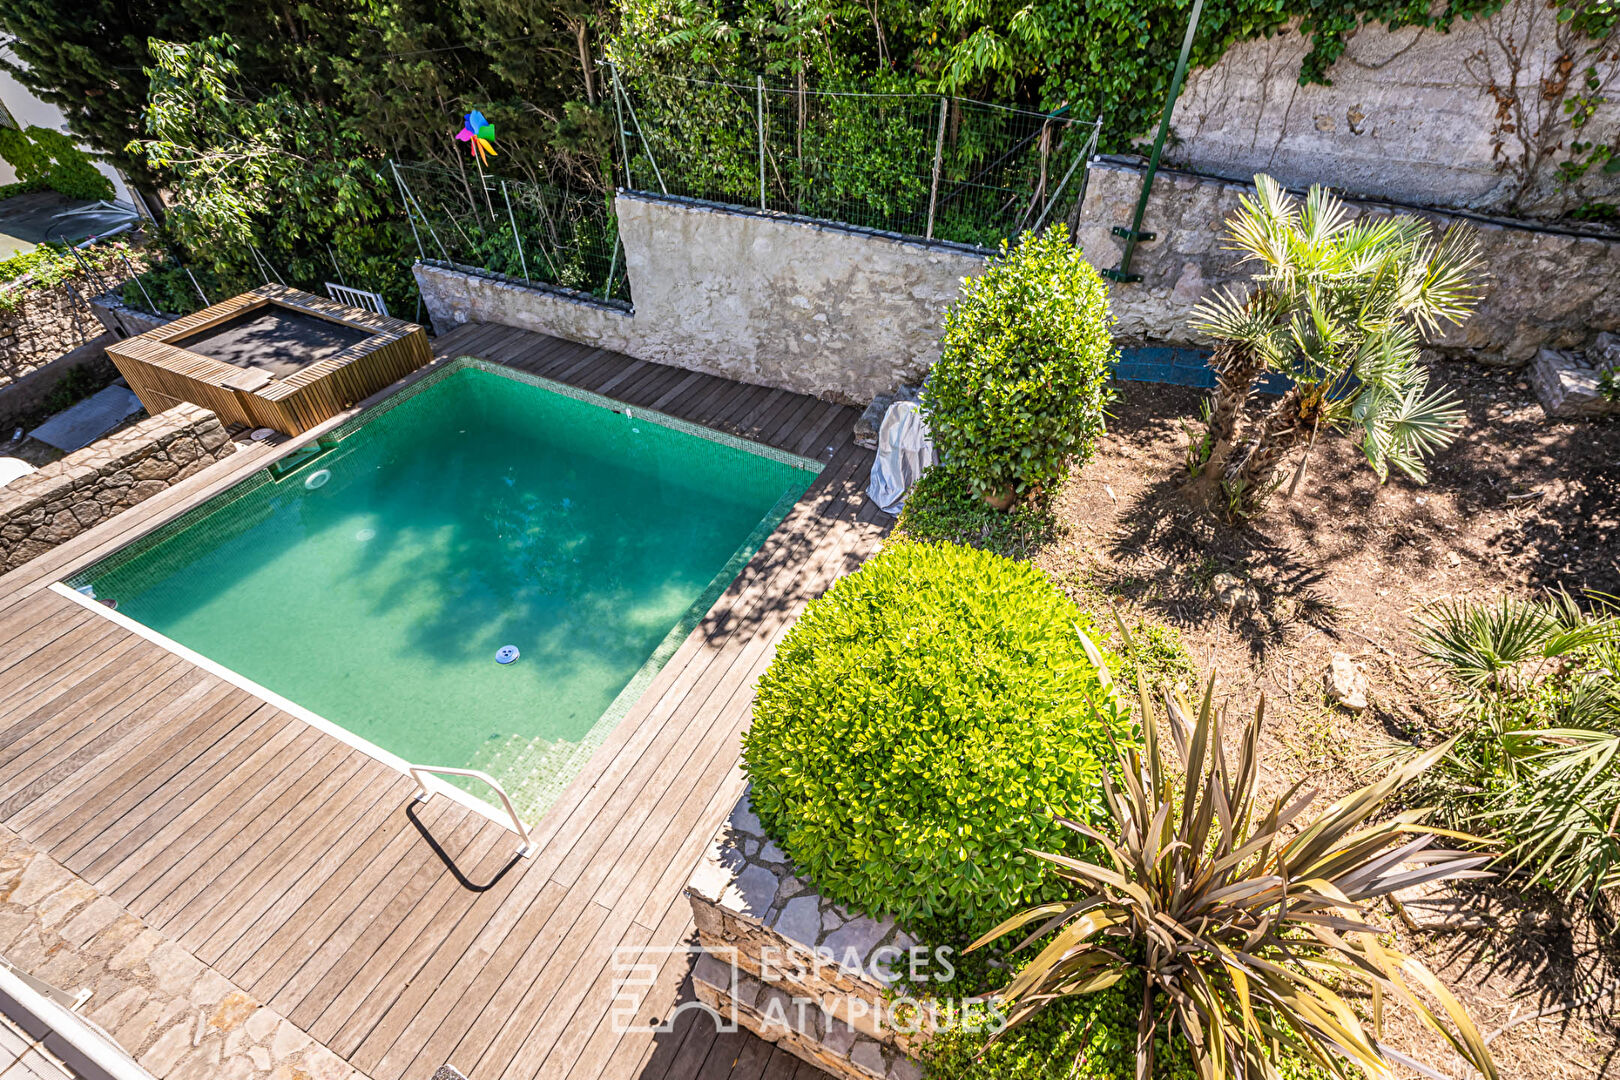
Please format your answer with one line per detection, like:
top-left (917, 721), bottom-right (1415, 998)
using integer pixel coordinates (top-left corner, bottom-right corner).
top-left (610, 0), bottom-right (1525, 155)
top-left (0, 125), bottom-right (115, 202)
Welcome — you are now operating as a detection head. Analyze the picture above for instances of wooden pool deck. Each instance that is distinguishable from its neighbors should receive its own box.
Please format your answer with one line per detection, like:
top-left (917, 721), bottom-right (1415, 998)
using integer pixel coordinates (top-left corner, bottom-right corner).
top-left (0, 323), bottom-right (888, 1080)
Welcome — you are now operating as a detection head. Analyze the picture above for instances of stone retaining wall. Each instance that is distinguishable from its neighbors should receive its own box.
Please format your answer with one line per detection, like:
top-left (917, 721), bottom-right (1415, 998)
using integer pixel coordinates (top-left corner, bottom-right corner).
top-left (0, 403), bottom-right (233, 575)
top-left (416, 192), bottom-right (987, 405)
top-left (1076, 159), bottom-right (1620, 364)
top-left (88, 288), bottom-right (177, 340)
top-left (0, 279), bottom-right (113, 390)
top-left (685, 790), bottom-right (931, 1080)
top-left (1168, 1), bottom-right (1620, 219)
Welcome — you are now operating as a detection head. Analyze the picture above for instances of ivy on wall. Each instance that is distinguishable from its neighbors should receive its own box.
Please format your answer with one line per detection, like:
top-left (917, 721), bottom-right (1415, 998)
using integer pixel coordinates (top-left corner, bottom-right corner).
top-left (610, 0), bottom-right (1520, 155)
top-left (0, 126), bottom-right (116, 202)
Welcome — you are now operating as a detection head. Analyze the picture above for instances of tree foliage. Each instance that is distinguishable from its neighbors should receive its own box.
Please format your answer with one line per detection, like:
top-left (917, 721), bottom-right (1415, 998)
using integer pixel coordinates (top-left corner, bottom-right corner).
top-left (127, 36), bottom-right (418, 315)
top-left (0, 126), bottom-right (115, 201)
top-left (1186, 175), bottom-right (1484, 517)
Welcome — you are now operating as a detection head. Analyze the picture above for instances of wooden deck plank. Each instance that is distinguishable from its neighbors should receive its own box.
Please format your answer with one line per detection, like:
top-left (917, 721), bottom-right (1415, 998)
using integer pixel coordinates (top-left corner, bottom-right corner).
top-left (0, 324), bottom-right (862, 1080)
top-left (232, 788), bottom-right (454, 996)
top-left (38, 697), bottom-right (271, 859)
top-left (72, 714), bottom-right (304, 883)
top-left (11, 684), bottom-right (259, 841)
top-left (136, 744), bottom-right (363, 930)
top-left (0, 658), bottom-right (203, 817)
top-left (291, 812), bottom-right (505, 1040)
top-left (164, 759), bottom-right (392, 944)
top-left (244, 797), bottom-right (460, 1003)
top-left (108, 725), bottom-right (328, 903)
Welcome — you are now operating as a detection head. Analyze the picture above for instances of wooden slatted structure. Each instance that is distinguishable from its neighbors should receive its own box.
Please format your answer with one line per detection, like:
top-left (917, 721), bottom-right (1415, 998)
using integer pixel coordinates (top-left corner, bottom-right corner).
top-left (0, 323), bottom-right (887, 1080)
top-left (107, 285), bottom-right (431, 436)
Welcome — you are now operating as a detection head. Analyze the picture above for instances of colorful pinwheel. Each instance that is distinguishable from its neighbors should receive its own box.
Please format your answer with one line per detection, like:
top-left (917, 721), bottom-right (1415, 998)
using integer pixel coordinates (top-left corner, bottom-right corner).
top-left (456, 110), bottom-right (498, 165)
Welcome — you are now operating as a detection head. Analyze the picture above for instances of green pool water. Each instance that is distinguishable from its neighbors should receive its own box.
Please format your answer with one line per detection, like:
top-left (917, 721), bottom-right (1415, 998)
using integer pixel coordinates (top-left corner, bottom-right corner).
top-left (70, 361), bottom-right (817, 818)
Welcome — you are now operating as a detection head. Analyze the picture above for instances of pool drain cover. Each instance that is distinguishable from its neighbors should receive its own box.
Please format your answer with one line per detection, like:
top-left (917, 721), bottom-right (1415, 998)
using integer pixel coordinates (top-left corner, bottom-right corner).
top-left (496, 645), bottom-right (520, 665)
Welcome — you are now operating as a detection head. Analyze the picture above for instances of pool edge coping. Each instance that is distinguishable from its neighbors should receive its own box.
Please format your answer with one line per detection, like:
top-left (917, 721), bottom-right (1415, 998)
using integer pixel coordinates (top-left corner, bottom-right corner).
top-left (49, 578), bottom-right (512, 828)
top-left (48, 354), bottom-right (831, 837)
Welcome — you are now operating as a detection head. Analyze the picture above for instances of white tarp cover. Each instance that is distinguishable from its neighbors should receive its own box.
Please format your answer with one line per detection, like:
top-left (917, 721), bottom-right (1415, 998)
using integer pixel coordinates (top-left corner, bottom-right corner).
top-left (866, 400), bottom-right (935, 514)
top-left (0, 458), bottom-right (36, 489)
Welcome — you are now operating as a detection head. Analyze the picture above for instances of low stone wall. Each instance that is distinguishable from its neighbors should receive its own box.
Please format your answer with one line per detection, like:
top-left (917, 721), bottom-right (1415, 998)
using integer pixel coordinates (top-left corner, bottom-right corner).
top-left (88, 288), bottom-right (175, 339)
top-left (0, 403), bottom-right (233, 575)
top-left (0, 334), bottom-right (119, 432)
top-left (416, 192), bottom-right (987, 405)
top-left (0, 278), bottom-right (112, 390)
top-left (1076, 159), bottom-right (1620, 364)
top-left (686, 790), bottom-right (934, 1080)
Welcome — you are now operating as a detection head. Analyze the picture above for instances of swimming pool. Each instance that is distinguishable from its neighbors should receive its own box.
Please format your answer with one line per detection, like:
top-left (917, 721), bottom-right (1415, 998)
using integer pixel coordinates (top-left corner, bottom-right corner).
top-left (65, 359), bottom-right (818, 820)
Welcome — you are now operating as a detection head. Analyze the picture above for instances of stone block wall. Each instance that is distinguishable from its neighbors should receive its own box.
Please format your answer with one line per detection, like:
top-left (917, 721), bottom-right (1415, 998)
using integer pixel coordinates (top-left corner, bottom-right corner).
top-left (0, 403), bottom-right (234, 575)
top-left (88, 288), bottom-right (179, 340)
top-left (1076, 159), bottom-right (1620, 364)
top-left (1531, 333), bottom-right (1620, 418)
top-left (1168, 1), bottom-right (1620, 219)
top-left (0, 278), bottom-right (113, 390)
top-left (416, 192), bottom-right (987, 405)
top-left (685, 790), bottom-right (937, 1080)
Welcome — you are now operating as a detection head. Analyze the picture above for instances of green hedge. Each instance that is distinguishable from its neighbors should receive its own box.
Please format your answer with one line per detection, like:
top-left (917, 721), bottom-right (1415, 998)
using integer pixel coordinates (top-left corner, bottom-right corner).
top-left (922, 228), bottom-right (1115, 507)
top-left (742, 540), bottom-right (1132, 941)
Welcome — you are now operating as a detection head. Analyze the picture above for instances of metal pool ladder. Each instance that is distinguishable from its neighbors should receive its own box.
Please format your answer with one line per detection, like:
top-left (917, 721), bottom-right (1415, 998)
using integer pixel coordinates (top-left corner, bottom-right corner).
top-left (408, 765), bottom-right (535, 858)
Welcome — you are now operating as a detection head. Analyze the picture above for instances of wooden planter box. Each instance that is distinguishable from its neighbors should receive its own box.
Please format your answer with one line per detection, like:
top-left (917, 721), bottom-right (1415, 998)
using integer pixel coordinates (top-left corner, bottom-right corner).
top-left (106, 285), bottom-right (432, 436)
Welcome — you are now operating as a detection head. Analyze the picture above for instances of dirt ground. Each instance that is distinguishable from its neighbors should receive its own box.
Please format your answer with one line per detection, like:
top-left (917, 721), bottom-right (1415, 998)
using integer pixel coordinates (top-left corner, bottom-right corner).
top-left (1033, 362), bottom-right (1619, 1080)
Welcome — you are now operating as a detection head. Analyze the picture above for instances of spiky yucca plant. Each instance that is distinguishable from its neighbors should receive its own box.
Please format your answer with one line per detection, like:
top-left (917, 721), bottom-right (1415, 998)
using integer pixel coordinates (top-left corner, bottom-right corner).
top-left (968, 630), bottom-right (1497, 1080)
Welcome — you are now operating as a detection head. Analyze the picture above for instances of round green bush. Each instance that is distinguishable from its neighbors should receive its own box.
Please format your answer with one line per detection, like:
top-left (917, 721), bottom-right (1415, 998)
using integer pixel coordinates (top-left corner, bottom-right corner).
top-left (922, 226), bottom-right (1115, 505)
top-left (742, 540), bottom-right (1132, 941)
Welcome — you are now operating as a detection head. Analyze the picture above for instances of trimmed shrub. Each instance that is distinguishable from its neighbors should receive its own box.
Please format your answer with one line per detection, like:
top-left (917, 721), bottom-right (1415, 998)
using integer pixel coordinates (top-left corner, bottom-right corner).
top-left (742, 540), bottom-right (1131, 941)
top-left (922, 227), bottom-right (1114, 507)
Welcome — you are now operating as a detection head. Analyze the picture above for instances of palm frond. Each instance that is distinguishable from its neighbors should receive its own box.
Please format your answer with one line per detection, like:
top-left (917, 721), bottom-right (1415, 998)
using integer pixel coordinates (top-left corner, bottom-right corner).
top-left (1354, 379), bottom-right (1465, 483)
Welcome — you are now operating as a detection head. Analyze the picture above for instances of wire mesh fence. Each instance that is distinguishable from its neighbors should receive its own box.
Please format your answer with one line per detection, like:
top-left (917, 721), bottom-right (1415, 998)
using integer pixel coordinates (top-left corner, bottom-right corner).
top-left (390, 161), bottom-right (630, 304)
top-left (609, 67), bottom-right (1100, 250)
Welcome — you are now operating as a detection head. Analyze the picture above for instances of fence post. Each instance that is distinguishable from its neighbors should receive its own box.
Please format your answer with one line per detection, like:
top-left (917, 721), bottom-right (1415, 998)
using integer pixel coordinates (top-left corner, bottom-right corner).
top-left (926, 96), bottom-right (947, 240)
top-left (119, 254), bottom-right (158, 314)
top-left (1032, 119), bottom-right (1100, 235)
top-left (389, 159), bottom-right (427, 261)
top-left (501, 181), bottom-right (531, 284)
top-left (393, 165), bottom-right (452, 263)
top-left (612, 63), bottom-right (667, 195)
top-left (607, 61), bottom-right (634, 191)
top-left (756, 75), bottom-right (767, 211)
top-left (183, 265), bottom-right (210, 307)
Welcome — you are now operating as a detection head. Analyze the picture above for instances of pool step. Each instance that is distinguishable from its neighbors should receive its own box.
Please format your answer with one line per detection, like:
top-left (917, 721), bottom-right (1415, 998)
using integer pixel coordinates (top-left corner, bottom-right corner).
top-left (463, 731), bottom-right (591, 820)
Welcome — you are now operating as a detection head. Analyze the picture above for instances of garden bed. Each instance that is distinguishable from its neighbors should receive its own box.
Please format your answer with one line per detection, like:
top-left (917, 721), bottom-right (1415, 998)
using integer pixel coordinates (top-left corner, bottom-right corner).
top-left (1009, 360), bottom-right (1619, 1079)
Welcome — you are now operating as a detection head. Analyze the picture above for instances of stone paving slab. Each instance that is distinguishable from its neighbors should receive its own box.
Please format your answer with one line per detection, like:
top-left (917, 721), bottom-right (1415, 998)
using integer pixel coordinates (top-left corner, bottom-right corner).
top-left (0, 825), bottom-right (372, 1080)
top-left (28, 386), bottom-right (143, 453)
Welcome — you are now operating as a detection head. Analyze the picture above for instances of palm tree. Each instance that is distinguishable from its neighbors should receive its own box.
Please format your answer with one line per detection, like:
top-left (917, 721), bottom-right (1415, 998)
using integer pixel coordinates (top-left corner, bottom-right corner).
top-left (1188, 176), bottom-right (1485, 517)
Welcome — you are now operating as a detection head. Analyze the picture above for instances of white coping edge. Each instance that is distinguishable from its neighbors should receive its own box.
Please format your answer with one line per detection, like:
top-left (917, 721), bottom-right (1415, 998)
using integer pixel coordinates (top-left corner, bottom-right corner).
top-left (0, 962), bottom-right (157, 1080)
top-left (48, 580), bottom-right (518, 832)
